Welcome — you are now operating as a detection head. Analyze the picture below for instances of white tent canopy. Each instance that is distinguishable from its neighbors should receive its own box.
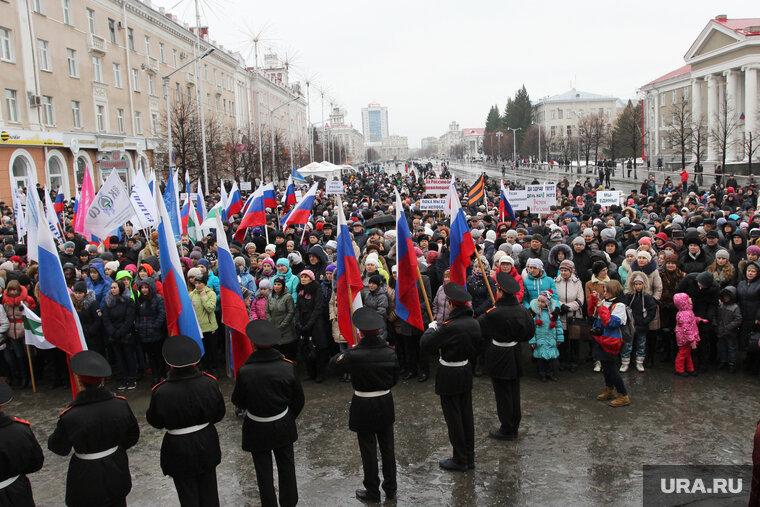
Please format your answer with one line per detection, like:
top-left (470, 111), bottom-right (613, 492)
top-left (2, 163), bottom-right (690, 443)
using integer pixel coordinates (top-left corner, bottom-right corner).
top-left (297, 161), bottom-right (343, 179)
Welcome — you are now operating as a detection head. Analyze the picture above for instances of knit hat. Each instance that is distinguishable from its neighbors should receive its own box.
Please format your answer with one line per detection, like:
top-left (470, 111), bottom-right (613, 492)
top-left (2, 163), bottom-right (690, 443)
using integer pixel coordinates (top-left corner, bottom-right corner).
top-left (261, 257), bottom-right (275, 269)
top-left (486, 230), bottom-right (497, 242)
top-left (531, 233), bottom-right (543, 242)
top-left (369, 274), bottom-right (383, 286)
top-left (73, 281), bottom-right (88, 293)
top-left (104, 261), bottom-right (120, 273)
top-left (258, 279), bottom-right (272, 290)
top-left (511, 244), bottom-right (523, 256)
top-left (638, 237), bottom-right (652, 246)
top-left (471, 229), bottom-right (482, 239)
top-left (538, 289), bottom-right (554, 305)
top-left (325, 240), bottom-right (338, 251)
top-left (365, 253), bottom-right (379, 267)
top-left (600, 228), bottom-right (616, 241)
top-left (325, 264), bottom-right (337, 273)
top-left (499, 256), bottom-right (515, 266)
top-left (526, 258), bottom-right (544, 271)
top-left (715, 249), bottom-right (730, 260)
top-left (187, 267), bottom-right (202, 279)
top-left (426, 250), bottom-right (439, 265)
top-left (637, 250), bottom-right (652, 262)
top-left (748, 245), bottom-right (760, 256)
top-left (299, 269), bottom-right (315, 281)
top-left (625, 248), bottom-right (637, 258)
top-left (287, 251), bottom-right (302, 265)
top-left (197, 258), bottom-right (210, 268)
top-left (559, 259), bottom-right (575, 272)
top-left (696, 271), bottom-right (713, 288)
top-left (265, 244), bottom-right (276, 254)
top-left (498, 243), bottom-right (513, 254)
top-left (64, 241), bottom-right (75, 249)
top-left (582, 228), bottom-right (593, 237)
top-left (592, 261), bottom-right (608, 276)
top-left (140, 263), bottom-right (154, 277)
top-left (506, 230), bottom-right (518, 239)
top-left (572, 236), bottom-right (585, 246)
top-left (189, 250), bottom-right (202, 260)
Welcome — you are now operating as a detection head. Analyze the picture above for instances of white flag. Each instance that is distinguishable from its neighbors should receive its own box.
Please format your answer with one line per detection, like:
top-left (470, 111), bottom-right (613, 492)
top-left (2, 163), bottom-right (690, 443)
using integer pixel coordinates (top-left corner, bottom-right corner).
top-left (25, 183), bottom-right (41, 262)
top-left (130, 168), bottom-right (158, 229)
top-left (84, 171), bottom-right (136, 240)
top-left (22, 303), bottom-right (55, 350)
top-left (44, 186), bottom-right (64, 244)
top-left (11, 186), bottom-right (26, 239)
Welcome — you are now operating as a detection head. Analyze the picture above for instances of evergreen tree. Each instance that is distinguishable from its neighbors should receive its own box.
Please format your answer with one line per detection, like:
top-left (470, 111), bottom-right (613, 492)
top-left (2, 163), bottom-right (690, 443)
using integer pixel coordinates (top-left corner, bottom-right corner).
top-left (501, 85), bottom-right (533, 148)
top-left (485, 105), bottom-right (501, 132)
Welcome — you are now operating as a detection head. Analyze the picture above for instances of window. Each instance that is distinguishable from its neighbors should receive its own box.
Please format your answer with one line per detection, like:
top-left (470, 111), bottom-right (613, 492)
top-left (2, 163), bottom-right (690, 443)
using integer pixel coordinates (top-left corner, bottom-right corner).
top-left (550, 126), bottom-right (556, 137)
top-left (131, 68), bottom-right (139, 91)
top-left (566, 125), bottom-right (572, 137)
top-left (204, 63), bottom-right (208, 80)
top-left (558, 109), bottom-right (563, 120)
top-left (33, 0), bottom-right (43, 14)
top-left (92, 56), bottom-right (103, 82)
top-left (116, 108), bottom-right (124, 133)
top-left (150, 112), bottom-right (158, 134)
top-left (5, 89), bottom-right (18, 122)
top-left (148, 74), bottom-right (155, 95)
top-left (578, 109), bottom-right (584, 117)
top-left (127, 28), bottom-right (134, 51)
top-left (47, 156), bottom-right (64, 191)
top-left (37, 39), bottom-right (50, 71)
top-left (0, 27), bottom-right (13, 62)
top-left (550, 110), bottom-right (555, 120)
top-left (159, 42), bottom-right (165, 63)
top-left (174, 82), bottom-right (180, 101)
top-left (96, 104), bottom-right (105, 131)
top-left (206, 93), bottom-right (211, 110)
top-left (134, 111), bottom-right (142, 134)
top-left (66, 48), bottom-right (78, 77)
top-left (71, 100), bottom-right (81, 128)
top-left (86, 8), bottom-right (95, 33)
top-left (223, 98), bottom-right (226, 114)
top-left (108, 19), bottom-right (116, 44)
top-left (172, 49), bottom-right (177, 67)
top-left (41, 96), bottom-right (54, 125)
top-left (113, 63), bottom-right (121, 88)
top-left (62, 0), bottom-right (71, 25)
top-left (144, 36), bottom-right (150, 56)
top-left (684, 87), bottom-right (690, 100)
top-left (215, 95), bottom-right (220, 112)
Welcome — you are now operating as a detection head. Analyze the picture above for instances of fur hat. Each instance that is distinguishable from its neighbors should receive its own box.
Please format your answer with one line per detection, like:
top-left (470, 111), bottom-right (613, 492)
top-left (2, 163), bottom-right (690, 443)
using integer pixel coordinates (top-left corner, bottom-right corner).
top-left (592, 261), bottom-right (608, 276)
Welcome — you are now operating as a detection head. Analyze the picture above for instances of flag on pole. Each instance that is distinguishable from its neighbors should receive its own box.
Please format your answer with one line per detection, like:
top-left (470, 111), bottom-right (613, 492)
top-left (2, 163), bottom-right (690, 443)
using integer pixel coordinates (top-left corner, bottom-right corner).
top-left (226, 181), bottom-right (243, 217)
top-left (163, 169), bottom-right (182, 242)
top-left (54, 186), bottom-right (65, 217)
top-left (466, 173), bottom-right (486, 206)
top-left (84, 171), bottom-right (135, 240)
top-left (280, 182), bottom-right (318, 229)
top-left (499, 179), bottom-right (517, 224)
top-left (196, 180), bottom-right (207, 223)
top-left (215, 213), bottom-right (253, 376)
top-left (281, 175), bottom-right (297, 212)
top-left (129, 168), bottom-right (157, 229)
top-left (335, 195), bottom-right (363, 346)
top-left (156, 187), bottom-right (204, 353)
top-left (11, 186), bottom-right (26, 239)
top-left (22, 304), bottom-right (55, 350)
top-left (181, 194), bottom-right (202, 242)
top-left (148, 169), bottom-right (157, 196)
top-left (185, 170), bottom-right (191, 194)
top-left (37, 200), bottom-right (88, 357)
top-left (262, 182), bottom-right (277, 209)
top-left (74, 164), bottom-right (94, 237)
top-left (443, 181), bottom-right (457, 216)
top-left (291, 166), bottom-right (307, 186)
top-left (394, 189), bottom-right (424, 331)
top-left (25, 183), bottom-right (42, 262)
top-left (448, 182), bottom-right (476, 286)
top-left (234, 184), bottom-right (266, 242)
top-left (44, 186), bottom-right (64, 244)
top-left (220, 181), bottom-right (229, 221)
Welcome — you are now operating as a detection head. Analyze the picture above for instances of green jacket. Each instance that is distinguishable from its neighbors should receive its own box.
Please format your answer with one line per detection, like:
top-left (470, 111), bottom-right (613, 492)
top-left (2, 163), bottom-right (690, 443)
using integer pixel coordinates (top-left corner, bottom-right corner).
top-left (190, 286), bottom-right (218, 333)
top-left (265, 287), bottom-right (297, 344)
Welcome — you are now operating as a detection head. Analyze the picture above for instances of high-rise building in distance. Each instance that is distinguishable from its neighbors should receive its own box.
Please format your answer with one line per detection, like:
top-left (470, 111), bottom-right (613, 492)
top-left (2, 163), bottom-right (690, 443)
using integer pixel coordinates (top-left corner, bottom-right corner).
top-left (361, 103), bottom-right (389, 143)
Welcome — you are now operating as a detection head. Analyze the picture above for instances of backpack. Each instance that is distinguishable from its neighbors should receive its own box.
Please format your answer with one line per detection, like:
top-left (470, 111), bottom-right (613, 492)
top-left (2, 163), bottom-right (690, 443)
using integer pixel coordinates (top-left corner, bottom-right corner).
top-left (612, 303), bottom-right (635, 343)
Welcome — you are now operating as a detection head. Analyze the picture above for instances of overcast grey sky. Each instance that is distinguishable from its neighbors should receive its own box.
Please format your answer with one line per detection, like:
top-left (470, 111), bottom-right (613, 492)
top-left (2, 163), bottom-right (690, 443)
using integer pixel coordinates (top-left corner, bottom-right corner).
top-left (153, 0), bottom-right (758, 148)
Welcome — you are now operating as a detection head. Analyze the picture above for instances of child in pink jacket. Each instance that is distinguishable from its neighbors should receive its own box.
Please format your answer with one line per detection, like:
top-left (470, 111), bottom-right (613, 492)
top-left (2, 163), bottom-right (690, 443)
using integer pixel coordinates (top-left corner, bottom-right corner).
top-left (250, 279), bottom-right (271, 320)
top-left (673, 292), bottom-right (707, 376)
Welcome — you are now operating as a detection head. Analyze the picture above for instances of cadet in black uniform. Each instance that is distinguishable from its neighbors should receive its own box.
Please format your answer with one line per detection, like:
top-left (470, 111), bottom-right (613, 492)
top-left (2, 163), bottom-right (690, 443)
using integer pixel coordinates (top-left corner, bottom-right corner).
top-left (0, 380), bottom-right (44, 507)
top-left (232, 320), bottom-right (305, 507)
top-left (147, 335), bottom-right (226, 507)
top-left (420, 283), bottom-right (481, 472)
top-left (329, 307), bottom-right (401, 503)
top-left (478, 272), bottom-right (535, 441)
top-left (48, 350), bottom-right (140, 507)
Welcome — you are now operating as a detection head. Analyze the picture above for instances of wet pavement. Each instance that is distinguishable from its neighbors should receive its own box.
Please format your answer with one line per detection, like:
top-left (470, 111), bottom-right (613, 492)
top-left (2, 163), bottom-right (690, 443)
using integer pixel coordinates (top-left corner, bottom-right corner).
top-left (8, 351), bottom-right (758, 506)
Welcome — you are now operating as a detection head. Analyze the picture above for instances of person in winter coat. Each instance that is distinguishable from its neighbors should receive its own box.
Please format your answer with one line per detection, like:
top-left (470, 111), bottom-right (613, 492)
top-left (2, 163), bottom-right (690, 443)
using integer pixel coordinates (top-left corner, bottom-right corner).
top-left (620, 271), bottom-right (658, 373)
top-left (135, 278), bottom-right (166, 385)
top-left (295, 270), bottom-right (329, 383)
top-left (618, 249), bottom-right (637, 287)
top-left (585, 261), bottom-right (611, 311)
top-left (494, 256), bottom-right (525, 302)
top-left (189, 272), bottom-right (218, 373)
top-left (433, 270), bottom-right (452, 326)
top-left (250, 279), bottom-right (271, 321)
top-left (102, 279), bottom-right (137, 390)
top-left (137, 263), bottom-right (163, 296)
top-left (266, 277), bottom-right (297, 361)
top-left (197, 259), bottom-right (221, 312)
top-left (706, 249), bottom-right (736, 289)
top-left (523, 258), bottom-right (559, 309)
top-left (257, 257), bottom-right (276, 283)
top-left (3, 281), bottom-right (35, 388)
top-left (235, 257), bottom-right (257, 295)
top-left (467, 257), bottom-right (497, 317)
top-left (737, 261), bottom-right (760, 374)
top-left (659, 254), bottom-right (685, 361)
top-left (555, 259), bottom-right (584, 372)
top-left (306, 245), bottom-right (329, 284)
top-left (679, 234), bottom-right (714, 274)
top-left (362, 274), bottom-right (389, 341)
top-left (71, 281), bottom-right (104, 356)
top-left (570, 238), bottom-right (593, 286)
top-left (716, 286), bottom-right (742, 373)
top-left (673, 293), bottom-right (707, 376)
top-left (529, 290), bottom-right (564, 381)
top-left (677, 271), bottom-right (720, 372)
top-left (362, 252), bottom-right (390, 286)
top-left (86, 260), bottom-right (113, 308)
top-left (546, 244), bottom-right (573, 279)
top-left (274, 258), bottom-right (299, 303)
top-left (588, 280), bottom-right (630, 407)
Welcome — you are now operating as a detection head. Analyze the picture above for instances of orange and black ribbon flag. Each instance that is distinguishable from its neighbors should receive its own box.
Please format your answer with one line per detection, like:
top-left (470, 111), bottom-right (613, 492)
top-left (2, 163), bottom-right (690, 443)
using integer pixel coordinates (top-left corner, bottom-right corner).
top-left (466, 173), bottom-right (486, 206)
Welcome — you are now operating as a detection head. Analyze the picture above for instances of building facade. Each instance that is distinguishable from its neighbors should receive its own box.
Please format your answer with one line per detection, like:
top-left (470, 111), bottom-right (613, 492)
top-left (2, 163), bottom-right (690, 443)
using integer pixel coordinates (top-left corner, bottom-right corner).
top-left (438, 121), bottom-right (463, 156)
top-left (0, 0), bottom-right (307, 204)
top-left (315, 107), bottom-right (364, 164)
top-left (361, 103), bottom-right (388, 143)
top-left (379, 135), bottom-right (408, 161)
top-left (462, 127), bottom-right (485, 157)
top-left (639, 15), bottom-right (760, 169)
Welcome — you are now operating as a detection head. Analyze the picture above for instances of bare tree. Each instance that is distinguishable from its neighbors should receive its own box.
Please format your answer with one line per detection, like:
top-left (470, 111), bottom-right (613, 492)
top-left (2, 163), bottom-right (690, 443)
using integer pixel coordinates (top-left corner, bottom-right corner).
top-left (746, 131), bottom-right (760, 175)
top-left (709, 93), bottom-right (740, 169)
top-left (691, 116), bottom-right (707, 175)
top-left (665, 96), bottom-right (692, 170)
top-left (169, 97), bottom-right (201, 179)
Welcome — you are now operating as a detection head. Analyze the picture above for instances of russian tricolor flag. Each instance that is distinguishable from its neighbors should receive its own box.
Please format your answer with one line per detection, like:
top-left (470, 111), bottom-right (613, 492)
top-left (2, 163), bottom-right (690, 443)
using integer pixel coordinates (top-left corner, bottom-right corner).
top-left (281, 175), bottom-right (296, 211)
top-left (394, 190), bottom-right (424, 331)
top-left (448, 182), bottom-right (476, 286)
top-left (156, 187), bottom-right (205, 354)
top-left (336, 195), bottom-right (363, 346)
top-left (196, 180), bottom-right (206, 224)
top-left (263, 182), bottom-right (277, 209)
top-left (234, 184), bottom-right (266, 242)
top-left (214, 213), bottom-right (253, 375)
top-left (281, 182), bottom-right (317, 229)
top-left (226, 181), bottom-right (243, 217)
top-left (54, 186), bottom-right (65, 216)
top-left (499, 179), bottom-right (517, 224)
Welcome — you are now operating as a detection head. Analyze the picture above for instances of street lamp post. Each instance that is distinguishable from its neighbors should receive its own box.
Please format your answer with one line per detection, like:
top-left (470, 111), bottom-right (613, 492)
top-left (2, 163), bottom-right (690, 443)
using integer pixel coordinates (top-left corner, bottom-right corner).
top-left (508, 127), bottom-right (521, 167)
top-left (162, 47), bottom-right (214, 181)
top-left (495, 131), bottom-right (503, 162)
top-left (269, 96), bottom-right (300, 182)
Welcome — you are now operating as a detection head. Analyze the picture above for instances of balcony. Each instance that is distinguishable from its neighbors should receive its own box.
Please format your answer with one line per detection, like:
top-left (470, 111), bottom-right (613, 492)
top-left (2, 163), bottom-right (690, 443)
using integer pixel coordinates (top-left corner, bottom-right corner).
top-left (215, 84), bottom-right (222, 96)
top-left (88, 33), bottom-right (107, 54)
top-left (185, 72), bottom-right (195, 85)
top-left (144, 56), bottom-right (159, 74)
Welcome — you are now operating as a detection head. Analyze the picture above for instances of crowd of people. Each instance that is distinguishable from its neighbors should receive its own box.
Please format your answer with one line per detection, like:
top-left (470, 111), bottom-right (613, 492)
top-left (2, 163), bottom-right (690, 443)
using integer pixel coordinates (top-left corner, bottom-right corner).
top-left (1, 162), bottom-right (760, 504)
